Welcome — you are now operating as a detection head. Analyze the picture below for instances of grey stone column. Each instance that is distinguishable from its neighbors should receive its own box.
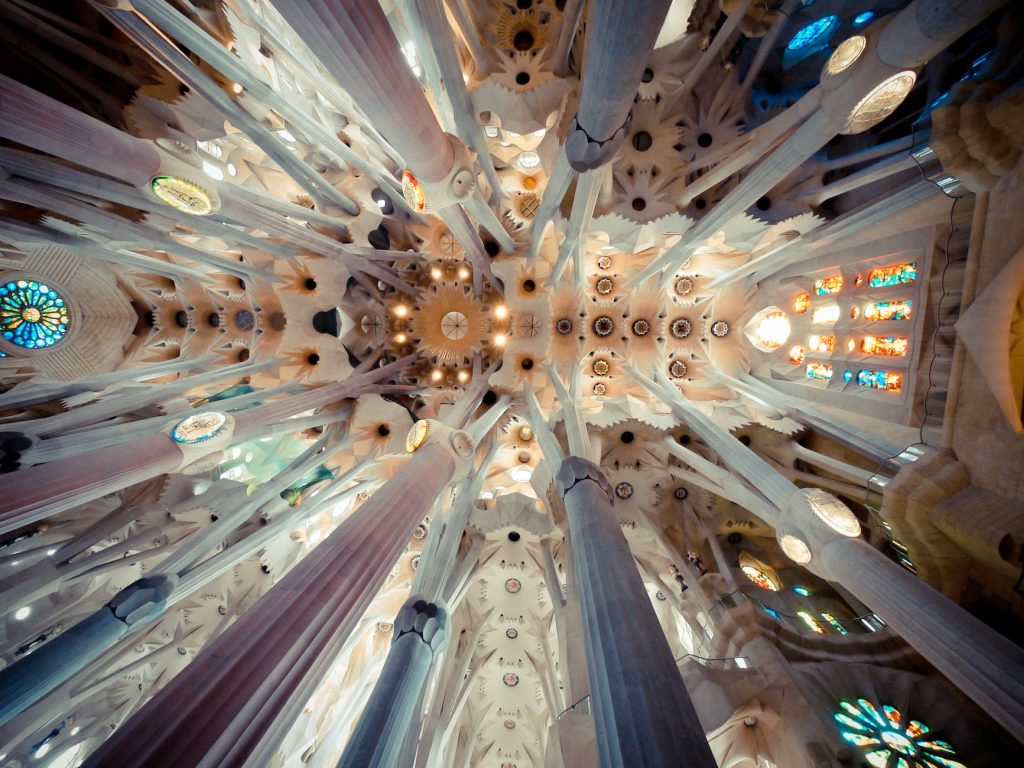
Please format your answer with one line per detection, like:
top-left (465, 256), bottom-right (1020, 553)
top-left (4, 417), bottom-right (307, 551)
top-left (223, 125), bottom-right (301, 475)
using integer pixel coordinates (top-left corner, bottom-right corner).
top-left (337, 597), bottom-right (448, 768)
top-left (556, 457), bottom-right (717, 768)
top-left (566, 0), bottom-right (673, 171)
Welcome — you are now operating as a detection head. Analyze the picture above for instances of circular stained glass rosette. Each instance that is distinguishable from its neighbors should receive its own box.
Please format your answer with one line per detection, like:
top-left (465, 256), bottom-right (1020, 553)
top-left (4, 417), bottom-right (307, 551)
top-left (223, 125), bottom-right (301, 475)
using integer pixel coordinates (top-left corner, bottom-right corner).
top-left (151, 175), bottom-right (213, 215)
top-left (504, 719), bottom-right (516, 730)
top-left (655, 590), bottom-right (666, 601)
top-left (171, 412), bottom-right (227, 445)
top-left (504, 578), bottom-right (522, 594)
top-left (614, 482), bottom-right (633, 500)
top-left (503, 672), bottom-right (519, 687)
top-left (402, 170), bottom-right (427, 212)
top-left (505, 627), bottom-right (518, 639)
top-left (835, 698), bottom-right (966, 768)
top-left (0, 281), bottom-right (70, 349)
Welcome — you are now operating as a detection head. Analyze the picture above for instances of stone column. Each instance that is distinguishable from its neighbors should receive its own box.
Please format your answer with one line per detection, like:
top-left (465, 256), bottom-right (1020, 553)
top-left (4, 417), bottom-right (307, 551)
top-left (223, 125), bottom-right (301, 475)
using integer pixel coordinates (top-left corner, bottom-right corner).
top-left (781, 488), bottom-right (1024, 740)
top-left (556, 456), bottom-right (717, 768)
top-left (337, 597), bottom-right (448, 768)
top-left (82, 441), bottom-right (458, 768)
top-left (0, 74), bottom-right (160, 186)
top-left (268, 0), bottom-right (454, 184)
top-left (566, 0), bottom-right (673, 171)
top-left (0, 433), bottom-right (184, 536)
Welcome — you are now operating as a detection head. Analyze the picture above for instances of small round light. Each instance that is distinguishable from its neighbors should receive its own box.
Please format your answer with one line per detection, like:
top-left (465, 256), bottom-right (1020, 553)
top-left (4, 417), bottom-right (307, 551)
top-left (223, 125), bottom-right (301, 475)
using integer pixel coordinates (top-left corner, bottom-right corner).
top-left (457, 370), bottom-right (470, 383)
top-left (510, 467), bottom-right (532, 483)
top-left (14, 606), bottom-right (30, 620)
top-left (854, 11), bottom-right (874, 26)
top-left (494, 333), bottom-right (507, 346)
top-left (393, 305), bottom-right (408, 318)
top-left (430, 267), bottom-right (442, 280)
top-left (231, 83), bottom-right (243, 94)
top-left (494, 305), bottom-right (508, 319)
top-left (457, 267), bottom-right (470, 280)
top-left (780, 534), bottom-right (812, 564)
top-left (394, 333), bottom-right (407, 344)
top-left (430, 369), bottom-right (443, 382)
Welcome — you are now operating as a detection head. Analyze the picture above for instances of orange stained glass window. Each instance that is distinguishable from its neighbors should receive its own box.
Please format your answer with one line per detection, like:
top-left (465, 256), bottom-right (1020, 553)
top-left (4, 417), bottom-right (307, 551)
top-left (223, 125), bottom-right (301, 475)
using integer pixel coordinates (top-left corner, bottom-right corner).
top-left (868, 261), bottom-right (916, 287)
top-left (809, 334), bottom-right (836, 353)
top-left (863, 300), bottom-right (912, 321)
top-left (814, 274), bottom-right (844, 295)
top-left (806, 363), bottom-right (833, 381)
top-left (794, 292), bottom-right (811, 314)
top-left (789, 345), bottom-right (806, 365)
top-left (861, 335), bottom-right (909, 356)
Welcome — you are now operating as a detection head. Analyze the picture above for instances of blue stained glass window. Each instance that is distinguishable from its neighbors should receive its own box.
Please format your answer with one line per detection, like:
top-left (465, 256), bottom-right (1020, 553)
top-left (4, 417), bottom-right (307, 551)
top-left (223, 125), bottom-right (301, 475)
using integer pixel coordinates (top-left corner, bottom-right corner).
top-left (853, 11), bottom-right (875, 26)
top-left (0, 280), bottom-right (70, 349)
top-left (787, 15), bottom-right (840, 51)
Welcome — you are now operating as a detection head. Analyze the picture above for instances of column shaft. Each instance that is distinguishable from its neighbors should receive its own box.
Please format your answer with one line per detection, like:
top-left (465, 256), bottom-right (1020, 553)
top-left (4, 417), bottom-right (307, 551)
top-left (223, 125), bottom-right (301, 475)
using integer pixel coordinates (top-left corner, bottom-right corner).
top-left (822, 537), bottom-right (1024, 739)
top-left (82, 444), bottom-right (455, 768)
top-left (558, 457), bottom-right (716, 768)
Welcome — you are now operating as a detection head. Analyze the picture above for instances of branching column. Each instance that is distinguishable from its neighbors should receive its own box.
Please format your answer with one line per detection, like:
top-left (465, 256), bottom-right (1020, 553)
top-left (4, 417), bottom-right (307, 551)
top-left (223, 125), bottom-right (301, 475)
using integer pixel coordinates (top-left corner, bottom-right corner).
top-left (337, 597), bottom-right (448, 768)
top-left (82, 442), bottom-right (456, 768)
top-left (556, 457), bottom-right (717, 768)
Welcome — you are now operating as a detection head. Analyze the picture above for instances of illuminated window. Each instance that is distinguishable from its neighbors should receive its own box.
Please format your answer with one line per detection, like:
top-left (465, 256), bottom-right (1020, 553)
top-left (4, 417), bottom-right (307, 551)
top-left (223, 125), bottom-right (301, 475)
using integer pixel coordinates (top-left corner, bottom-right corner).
top-left (797, 610), bottom-right (825, 633)
top-left (850, 305), bottom-right (860, 320)
top-left (787, 15), bottom-right (840, 52)
top-left (821, 612), bottom-right (849, 635)
top-left (814, 274), bottom-right (844, 295)
top-left (789, 345), bottom-right (806, 365)
top-left (740, 553), bottom-right (781, 590)
top-left (868, 262), bottom-right (917, 288)
top-left (861, 335), bottom-right (908, 356)
top-left (809, 334), bottom-right (836, 353)
top-left (864, 300), bottom-right (912, 321)
top-left (857, 369), bottom-right (903, 393)
top-left (835, 699), bottom-right (966, 768)
top-left (515, 151), bottom-right (541, 170)
top-left (806, 363), bottom-right (833, 381)
top-left (0, 280), bottom-right (70, 349)
top-left (854, 11), bottom-right (875, 26)
top-left (812, 304), bottom-right (840, 324)
top-left (794, 292), bottom-right (811, 314)
top-left (756, 311), bottom-right (791, 349)
top-left (741, 565), bottom-right (779, 591)
top-left (794, 586), bottom-right (811, 596)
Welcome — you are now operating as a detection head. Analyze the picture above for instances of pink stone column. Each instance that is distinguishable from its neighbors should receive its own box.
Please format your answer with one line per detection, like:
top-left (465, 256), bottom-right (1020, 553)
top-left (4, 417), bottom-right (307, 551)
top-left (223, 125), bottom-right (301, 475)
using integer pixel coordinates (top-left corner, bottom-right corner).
top-left (0, 74), bottom-right (161, 186)
top-left (268, 0), bottom-right (454, 183)
top-left (82, 443), bottom-right (455, 768)
top-left (0, 433), bottom-right (183, 536)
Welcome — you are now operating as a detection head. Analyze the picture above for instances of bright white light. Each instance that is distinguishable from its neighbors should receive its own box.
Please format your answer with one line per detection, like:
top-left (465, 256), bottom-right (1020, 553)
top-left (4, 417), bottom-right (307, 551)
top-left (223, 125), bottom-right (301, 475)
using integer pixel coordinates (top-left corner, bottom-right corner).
top-left (510, 467), bottom-right (533, 483)
top-left (47, 549), bottom-right (57, 556)
top-left (226, 163), bottom-right (237, 177)
top-left (431, 369), bottom-right (443, 382)
top-left (377, 198), bottom-right (387, 209)
top-left (457, 370), bottom-right (469, 383)
top-left (480, 491), bottom-right (494, 500)
top-left (515, 151), bottom-right (541, 170)
top-left (202, 161), bottom-right (224, 181)
top-left (393, 305), bottom-right (408, 318)
top-left (394, 333), bottom-right (407, 344)
top-left (35, 742), bottom-right (50, 759)
top-left (14, 606), bottom-right (30, 620)
top-left (231, 82), bottom-right (243, 94)
top-left (412, 65), bottom-right (422, 78)
top-left (70, 727), bottom-right (80, 736)
top-left (276, 129), bottom-right (296, 143)
top-left (430, 267), bottom-right (442, 280)
top-left (735, 657), bottom-right (748, 669)
top-left (457, 267), bottom-right (470, 280)
top-left (493, 333), bottom-right (507, 346)
top-left (494, 305), bottom-right (508, 319)
top-left (484, 126), bottom-right (500, 138)
top-left (532, 128), bottom-right (546, 137)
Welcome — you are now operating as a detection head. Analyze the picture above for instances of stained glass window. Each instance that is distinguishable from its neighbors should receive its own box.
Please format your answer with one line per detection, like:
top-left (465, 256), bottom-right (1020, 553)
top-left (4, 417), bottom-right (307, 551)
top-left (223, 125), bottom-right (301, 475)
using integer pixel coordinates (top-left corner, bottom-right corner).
top-left (797, 610), bottom-right (825, 633)
top-left (787, 15), bottom-right (840, 52)
top-left (806, 363), bottom-right (833, 381)
top-left (821, 612), bottom-right (849, 635)
top-left (868, 262), bottom-right (917, 288)
top-left (812, 305), bottom-right (840, 324)
top-left (861, 335), bottom-right (909, 356)
top-left (857, 369), bottom-right (903, 393)
top-left (814, 274), bottom-right (844, 295)
top-left (835, 698), bottom-right (966, 768)
top-left (0, 280), bottom-right (70, 349)
top-left (794, 292), bottom-right (811, 314)
top-left (789, 345), bottom-right (806, 365)
top-left (756, 311), bottom-right (791, 349)
top-left (809, 334), bottom-right (836, 353)
top-left (741, 565), bottom-right (780, 591)
top-left (864, 300), bottom-right (912, 321)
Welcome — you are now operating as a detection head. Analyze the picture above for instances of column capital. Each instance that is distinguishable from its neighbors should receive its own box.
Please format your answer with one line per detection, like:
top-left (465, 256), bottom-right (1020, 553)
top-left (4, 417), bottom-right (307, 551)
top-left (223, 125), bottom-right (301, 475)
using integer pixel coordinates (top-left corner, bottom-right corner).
top-left (565, 110), bottom-right (633, 172)
top-left (108, 574), bottom-right (177, 627)
top-left (556, 456), bottom-right (613, 503)
top-left (394, 595), bottom-right (449, 655)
